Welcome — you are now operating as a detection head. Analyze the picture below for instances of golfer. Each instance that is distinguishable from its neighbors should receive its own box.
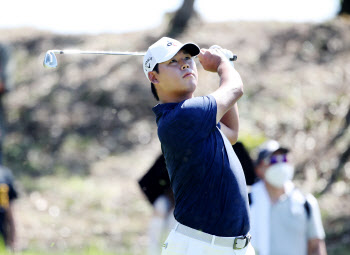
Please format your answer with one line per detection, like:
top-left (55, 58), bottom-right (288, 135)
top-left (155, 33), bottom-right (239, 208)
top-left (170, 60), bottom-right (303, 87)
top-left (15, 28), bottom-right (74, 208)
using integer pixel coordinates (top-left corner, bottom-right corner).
top-left (143, 37), bottom-right (254, 255)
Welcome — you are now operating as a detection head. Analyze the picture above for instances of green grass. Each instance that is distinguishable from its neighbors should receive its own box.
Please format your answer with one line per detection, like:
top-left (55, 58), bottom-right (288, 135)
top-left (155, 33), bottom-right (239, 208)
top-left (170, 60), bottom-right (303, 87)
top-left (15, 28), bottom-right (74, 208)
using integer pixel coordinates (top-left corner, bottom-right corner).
top-left (238, 130), bottom-right (267, 152)
top-left (327, 244), bottom-right (350, 255)
top-left (1, 245), bottom-right (132, 255)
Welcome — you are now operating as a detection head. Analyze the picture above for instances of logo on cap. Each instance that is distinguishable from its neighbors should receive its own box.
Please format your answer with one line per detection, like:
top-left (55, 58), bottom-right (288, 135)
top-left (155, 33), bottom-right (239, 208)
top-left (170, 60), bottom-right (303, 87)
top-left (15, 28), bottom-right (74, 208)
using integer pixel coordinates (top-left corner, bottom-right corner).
top-left (167, 41), bottom-right (177, 47)
top-left (144, 56), bottom-right (153, 71)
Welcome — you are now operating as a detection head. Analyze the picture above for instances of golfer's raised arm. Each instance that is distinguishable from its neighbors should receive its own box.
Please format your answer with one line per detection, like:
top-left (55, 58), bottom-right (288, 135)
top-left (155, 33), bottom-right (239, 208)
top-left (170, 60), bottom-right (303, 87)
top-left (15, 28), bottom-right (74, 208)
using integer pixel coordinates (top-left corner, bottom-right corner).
top-left (198, 49), bottom-right (243, 139)
top-left (219, 103), bottom-right (240, 144)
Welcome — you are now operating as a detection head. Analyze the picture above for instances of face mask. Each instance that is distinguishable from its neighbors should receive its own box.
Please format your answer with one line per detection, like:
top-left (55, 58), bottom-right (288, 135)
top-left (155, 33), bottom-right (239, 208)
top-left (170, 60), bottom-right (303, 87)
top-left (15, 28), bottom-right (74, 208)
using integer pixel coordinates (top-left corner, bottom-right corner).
top-left (265, 163), bottom-right (294, 188)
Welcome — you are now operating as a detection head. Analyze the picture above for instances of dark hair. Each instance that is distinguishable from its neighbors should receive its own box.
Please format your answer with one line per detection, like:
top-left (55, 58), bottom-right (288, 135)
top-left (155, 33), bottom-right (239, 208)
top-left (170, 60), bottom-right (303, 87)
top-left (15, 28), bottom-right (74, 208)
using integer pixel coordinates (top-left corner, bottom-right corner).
top-left (151, 64), bottom-right (159, 101)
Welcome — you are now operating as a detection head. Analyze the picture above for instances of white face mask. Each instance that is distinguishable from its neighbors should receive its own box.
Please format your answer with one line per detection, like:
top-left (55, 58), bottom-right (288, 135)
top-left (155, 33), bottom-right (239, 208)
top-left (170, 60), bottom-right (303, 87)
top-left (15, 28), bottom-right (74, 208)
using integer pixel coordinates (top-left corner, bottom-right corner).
top-left (265, 163), bottom-right (294, 188)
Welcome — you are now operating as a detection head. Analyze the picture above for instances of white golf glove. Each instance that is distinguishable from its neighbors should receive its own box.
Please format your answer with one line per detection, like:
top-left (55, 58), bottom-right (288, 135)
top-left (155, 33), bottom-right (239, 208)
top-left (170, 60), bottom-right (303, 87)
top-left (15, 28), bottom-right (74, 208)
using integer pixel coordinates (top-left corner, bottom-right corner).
top-left (209, 45), bottom-right (235, 67)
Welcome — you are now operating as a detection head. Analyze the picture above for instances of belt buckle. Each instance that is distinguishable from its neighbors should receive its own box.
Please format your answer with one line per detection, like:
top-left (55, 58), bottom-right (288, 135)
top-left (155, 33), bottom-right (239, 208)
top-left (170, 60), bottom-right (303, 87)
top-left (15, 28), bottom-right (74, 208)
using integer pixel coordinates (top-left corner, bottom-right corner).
top-left (233, 234), bottom-right (251, 250)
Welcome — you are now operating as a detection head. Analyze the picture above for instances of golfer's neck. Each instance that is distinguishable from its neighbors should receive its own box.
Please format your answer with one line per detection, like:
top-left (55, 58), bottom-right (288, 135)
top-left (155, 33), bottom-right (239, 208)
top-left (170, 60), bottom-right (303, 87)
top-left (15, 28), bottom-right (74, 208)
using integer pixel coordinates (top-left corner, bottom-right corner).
top-left (160, 92), bottom-right (194, 104)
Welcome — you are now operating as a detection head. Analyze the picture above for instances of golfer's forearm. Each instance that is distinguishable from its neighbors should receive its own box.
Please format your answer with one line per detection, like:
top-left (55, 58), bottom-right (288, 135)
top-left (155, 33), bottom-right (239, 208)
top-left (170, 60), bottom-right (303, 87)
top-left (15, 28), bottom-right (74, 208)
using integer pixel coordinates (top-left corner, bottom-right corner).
top-left (216, 65), bottom-right (243, 114)
top-left (212, 62), bottom-right (243, 122)
top-left (218, 62), bottom-right (243, 95)
top-left (220, 103), bottom-right (239, 144)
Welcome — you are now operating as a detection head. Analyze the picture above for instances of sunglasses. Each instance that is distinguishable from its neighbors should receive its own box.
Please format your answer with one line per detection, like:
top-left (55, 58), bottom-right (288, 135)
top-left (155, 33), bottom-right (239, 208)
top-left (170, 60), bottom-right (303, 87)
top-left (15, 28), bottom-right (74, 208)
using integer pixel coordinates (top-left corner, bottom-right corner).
top-left (265, 154), bottom-right (288, 165)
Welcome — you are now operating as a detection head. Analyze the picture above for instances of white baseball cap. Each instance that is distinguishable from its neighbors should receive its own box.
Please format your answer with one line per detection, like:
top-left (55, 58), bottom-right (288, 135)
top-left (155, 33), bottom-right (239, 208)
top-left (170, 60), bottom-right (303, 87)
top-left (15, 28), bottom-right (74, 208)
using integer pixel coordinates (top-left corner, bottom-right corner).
top-left (143, 37), bottom-right (200, 81)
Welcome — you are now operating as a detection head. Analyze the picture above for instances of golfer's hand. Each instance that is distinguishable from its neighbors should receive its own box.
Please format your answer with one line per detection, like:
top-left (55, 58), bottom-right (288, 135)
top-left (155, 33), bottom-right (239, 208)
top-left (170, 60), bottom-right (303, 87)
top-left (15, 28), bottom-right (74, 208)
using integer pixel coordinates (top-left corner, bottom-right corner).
top-left (198, 48), bottom-right (229, 73)
top-left (210, 45), bottom-right (235, 68)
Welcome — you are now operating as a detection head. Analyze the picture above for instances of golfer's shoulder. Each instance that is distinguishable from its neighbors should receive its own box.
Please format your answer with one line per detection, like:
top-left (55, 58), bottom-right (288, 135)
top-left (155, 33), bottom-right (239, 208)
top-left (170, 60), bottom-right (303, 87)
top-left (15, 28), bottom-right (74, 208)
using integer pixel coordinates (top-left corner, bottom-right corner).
top-left (180, 95), bottom-right (215, 111)
top-left (160, 96), bottom-right (214, 124)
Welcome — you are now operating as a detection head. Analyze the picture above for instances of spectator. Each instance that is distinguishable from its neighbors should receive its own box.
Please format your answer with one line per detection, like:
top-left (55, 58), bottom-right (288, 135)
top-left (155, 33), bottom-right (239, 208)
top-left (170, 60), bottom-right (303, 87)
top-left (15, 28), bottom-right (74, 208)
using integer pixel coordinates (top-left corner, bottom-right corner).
top-left (0, 165), bottom-right (18, 251)
top-left (138, 154), bottom-right (176, 255)
top-left (0, 44), bottom-right (17, 251)
top-left (147, 187), bottom-right (175, 255)
top-left (249, 140), bottom-right (327, 255)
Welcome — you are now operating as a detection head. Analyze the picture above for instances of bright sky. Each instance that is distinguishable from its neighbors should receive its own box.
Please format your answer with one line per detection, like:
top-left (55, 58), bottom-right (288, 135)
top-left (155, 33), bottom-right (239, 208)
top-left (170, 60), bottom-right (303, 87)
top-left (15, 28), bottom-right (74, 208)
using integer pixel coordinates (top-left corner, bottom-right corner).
top-left (1, 0), bottom-right (339, 35)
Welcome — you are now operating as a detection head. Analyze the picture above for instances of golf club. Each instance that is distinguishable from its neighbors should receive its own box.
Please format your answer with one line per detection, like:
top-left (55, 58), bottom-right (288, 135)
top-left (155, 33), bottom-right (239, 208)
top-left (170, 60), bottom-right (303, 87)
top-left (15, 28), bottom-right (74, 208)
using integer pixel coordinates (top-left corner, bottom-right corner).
top-left (43, 50), bottom-right (146, 68)
top-left (43, 49), bottom-right (237, 69)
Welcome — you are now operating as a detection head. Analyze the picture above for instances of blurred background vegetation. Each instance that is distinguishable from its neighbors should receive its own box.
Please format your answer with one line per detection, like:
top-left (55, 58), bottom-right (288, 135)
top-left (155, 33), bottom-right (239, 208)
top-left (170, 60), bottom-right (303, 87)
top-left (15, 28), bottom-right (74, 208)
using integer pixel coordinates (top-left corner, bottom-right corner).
top-left (0, 0), bottom-right (349, 254)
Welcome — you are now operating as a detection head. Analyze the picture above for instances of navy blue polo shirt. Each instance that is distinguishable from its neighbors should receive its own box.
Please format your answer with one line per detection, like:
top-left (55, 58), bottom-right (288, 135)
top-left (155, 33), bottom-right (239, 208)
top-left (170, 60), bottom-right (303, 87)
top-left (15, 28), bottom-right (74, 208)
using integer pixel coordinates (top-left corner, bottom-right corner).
top-left (152, 95), bottom-right (250, 237)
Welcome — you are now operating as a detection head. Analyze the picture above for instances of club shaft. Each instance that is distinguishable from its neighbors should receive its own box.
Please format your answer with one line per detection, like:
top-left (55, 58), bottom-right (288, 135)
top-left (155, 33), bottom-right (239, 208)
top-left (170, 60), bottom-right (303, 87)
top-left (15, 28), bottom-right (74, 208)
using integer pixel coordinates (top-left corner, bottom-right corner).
top-left (50, 50), bottom-right (145, 56)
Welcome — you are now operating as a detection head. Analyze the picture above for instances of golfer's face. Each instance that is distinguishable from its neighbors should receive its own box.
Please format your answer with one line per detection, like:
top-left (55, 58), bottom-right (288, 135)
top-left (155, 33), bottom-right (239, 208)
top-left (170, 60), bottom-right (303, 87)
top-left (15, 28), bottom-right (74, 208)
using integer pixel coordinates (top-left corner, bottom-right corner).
top-left (157, 50), bottom-right (198, 96)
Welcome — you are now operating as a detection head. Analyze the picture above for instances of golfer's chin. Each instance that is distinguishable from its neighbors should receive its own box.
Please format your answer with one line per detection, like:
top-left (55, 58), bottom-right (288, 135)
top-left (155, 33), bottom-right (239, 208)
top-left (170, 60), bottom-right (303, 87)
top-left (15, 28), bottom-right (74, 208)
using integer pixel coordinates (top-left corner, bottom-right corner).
top-left (183, 78), bottom-right (197, 91)
top-left (184, 82), bottom-right (197, 95)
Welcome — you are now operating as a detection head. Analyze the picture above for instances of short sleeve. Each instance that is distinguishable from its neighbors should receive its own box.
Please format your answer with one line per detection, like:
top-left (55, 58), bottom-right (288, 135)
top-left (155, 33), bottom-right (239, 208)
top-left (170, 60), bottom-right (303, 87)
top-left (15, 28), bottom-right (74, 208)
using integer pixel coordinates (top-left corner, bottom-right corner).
top-left (161, 95), bottom-right (217, 146)
top-left (306, 194), bottom-right (326, 240)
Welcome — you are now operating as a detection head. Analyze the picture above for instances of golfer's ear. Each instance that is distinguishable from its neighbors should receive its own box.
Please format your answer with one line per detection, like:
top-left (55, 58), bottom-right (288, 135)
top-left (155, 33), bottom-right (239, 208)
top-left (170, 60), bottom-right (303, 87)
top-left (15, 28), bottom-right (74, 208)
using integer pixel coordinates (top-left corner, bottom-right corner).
top-left (148, 71), bottom-right (159, 84)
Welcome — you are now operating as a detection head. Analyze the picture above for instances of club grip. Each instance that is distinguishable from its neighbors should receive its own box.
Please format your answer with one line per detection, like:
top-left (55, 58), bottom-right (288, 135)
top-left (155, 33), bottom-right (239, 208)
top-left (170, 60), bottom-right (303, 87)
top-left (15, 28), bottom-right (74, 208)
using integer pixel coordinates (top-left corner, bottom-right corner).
top-left (230, 55), bottom-right (237, 61)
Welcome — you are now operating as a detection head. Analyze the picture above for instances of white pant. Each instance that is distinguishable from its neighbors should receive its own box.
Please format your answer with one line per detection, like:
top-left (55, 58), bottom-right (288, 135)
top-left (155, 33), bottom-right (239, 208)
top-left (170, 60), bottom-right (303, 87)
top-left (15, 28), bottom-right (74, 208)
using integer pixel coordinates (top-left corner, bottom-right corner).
top-left (161, 229), bottom-right (255, 255)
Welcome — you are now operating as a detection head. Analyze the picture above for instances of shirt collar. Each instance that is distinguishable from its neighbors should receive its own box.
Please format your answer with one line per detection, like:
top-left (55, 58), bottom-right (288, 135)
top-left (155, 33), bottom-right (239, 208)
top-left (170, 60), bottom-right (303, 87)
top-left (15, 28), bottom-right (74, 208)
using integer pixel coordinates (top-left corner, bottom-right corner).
top-left (152, 102), bottom-right (179, 123)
